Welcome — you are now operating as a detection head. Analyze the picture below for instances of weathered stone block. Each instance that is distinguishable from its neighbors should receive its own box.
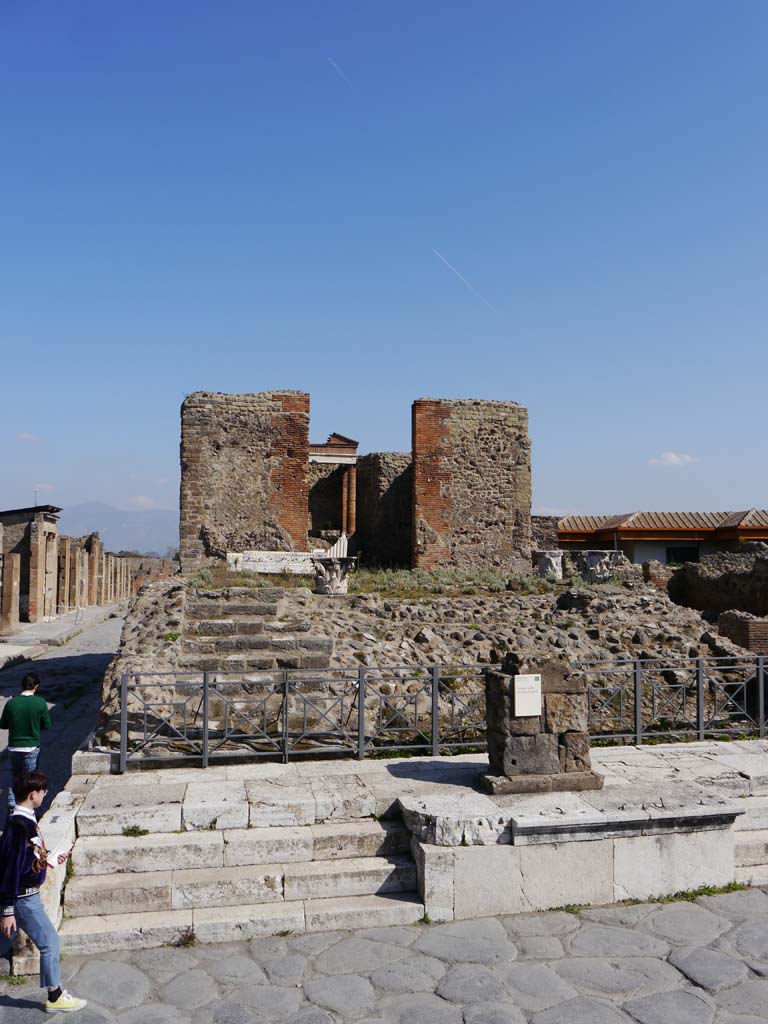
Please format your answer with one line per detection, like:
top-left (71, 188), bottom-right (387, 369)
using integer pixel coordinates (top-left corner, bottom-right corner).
top-left (545, 694), bottom-right (588, 734)
top-left (559, 732), bottom-right (592, 773)
top-left (614, 828), bottom-right (734, 901)
top-left (500, 734), bottom-right (561, 776)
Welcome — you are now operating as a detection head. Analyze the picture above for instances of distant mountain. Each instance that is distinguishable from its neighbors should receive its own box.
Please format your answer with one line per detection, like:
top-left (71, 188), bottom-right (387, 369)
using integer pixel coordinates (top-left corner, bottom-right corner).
top-left (57, 502), bottom-right (179, 556)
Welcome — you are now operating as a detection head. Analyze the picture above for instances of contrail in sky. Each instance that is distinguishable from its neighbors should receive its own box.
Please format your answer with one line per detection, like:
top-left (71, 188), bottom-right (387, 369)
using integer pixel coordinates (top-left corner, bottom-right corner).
top-left (432, 248), bottom-right (499, 313)
top-left (328, 57), bottom-right (352, 87)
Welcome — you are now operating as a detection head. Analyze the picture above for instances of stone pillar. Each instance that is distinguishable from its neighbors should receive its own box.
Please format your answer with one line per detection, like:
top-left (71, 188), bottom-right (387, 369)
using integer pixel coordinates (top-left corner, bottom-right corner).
top-left (346, 464), bottom-right (357, 535)
top-left (341, 469), bottom-right (349, 537)
top-left (69, 549), bottom-right (82, 609)
top-left (0, 554), bottom-right (21, 635)
top-left (482, 652), bottom-right (603, 795)
top-left (57, 537), bottom-right (71, 614)
top-left (87, 537), bottom-right (103, 606)
top-left (27, 522), bottom-right (46, 623)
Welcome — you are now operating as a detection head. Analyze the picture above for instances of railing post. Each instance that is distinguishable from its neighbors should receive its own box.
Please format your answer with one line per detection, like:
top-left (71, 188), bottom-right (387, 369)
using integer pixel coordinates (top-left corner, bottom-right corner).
top-left (758, 656), bottom-right (765, 739)
top-left (357, 667), bottom-right (366, 760)
top-left (697, 658), bottom-right (705, 741)
top-left (202, 673), bottom-right (210, 769)
top-left (633, 661), bottom-right (643, 745)
top-left (431, 665), bottom-right (440, 757)
top-left (282, 670), bottom-right (290, 764)
top-left (119, 673), bottom-right (128, 773)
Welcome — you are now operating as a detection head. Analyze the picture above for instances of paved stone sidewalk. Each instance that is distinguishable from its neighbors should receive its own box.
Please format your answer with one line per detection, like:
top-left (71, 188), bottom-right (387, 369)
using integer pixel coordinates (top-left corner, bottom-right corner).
top-left (3, 887), bottom-right (768, 1022)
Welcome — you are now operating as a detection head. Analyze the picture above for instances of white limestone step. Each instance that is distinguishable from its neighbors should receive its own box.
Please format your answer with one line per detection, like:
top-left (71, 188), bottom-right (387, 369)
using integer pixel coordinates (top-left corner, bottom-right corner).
top-left (736, 863), bottom-right (768, 886)
top-left (735, 828), bottom-right (768, 867)
top-left (72, 821), bottom-right (410, 875)
top-left (733, 796), bottom-right (768, 832)
top-left (65, 855), bottom-right (416, 917)
top-left (59, 893), bottom-right (424, 953)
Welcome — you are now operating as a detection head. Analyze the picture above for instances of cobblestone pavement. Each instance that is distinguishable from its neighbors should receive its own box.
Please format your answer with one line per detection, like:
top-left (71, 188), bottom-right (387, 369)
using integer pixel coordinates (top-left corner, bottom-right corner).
top-left (0, 615), bottom-right (123, 827)
top-left (3, 888), bottom-right (768, 1022)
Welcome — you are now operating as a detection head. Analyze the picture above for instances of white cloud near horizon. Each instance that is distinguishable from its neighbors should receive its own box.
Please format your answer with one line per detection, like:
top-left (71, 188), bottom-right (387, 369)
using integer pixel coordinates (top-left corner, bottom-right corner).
top-left (33, 482), bottom-right (56, 493)
top-left (16, 432), bottom-right (39, 443)
top-left (648, 451), bottom-right (697, 468)
top-left (532, 505), bottom-right (576, 516)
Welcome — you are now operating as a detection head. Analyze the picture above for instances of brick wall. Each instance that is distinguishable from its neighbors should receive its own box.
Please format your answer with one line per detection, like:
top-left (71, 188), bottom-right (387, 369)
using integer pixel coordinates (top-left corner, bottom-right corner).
top-left (179, 391), bottom-right (310, 569)
top-left (412, 399), bottom-right (532, 572)
top-left (718, 611), bottom-right (768, 655)
top-left (356, 452), bottom-right (413, 566)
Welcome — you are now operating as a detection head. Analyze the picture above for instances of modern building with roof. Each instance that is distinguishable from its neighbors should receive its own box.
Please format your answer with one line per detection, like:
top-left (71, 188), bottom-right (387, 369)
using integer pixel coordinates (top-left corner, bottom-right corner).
top-left (557, 510), bottom-right (768, 564)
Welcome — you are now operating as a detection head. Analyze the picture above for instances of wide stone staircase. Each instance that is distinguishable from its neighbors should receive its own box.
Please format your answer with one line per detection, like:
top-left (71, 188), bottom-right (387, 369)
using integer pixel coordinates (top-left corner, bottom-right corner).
top-left (58, 766), bottom-right (424, 953)
top-left (178, 589), bottom-right (333, 673)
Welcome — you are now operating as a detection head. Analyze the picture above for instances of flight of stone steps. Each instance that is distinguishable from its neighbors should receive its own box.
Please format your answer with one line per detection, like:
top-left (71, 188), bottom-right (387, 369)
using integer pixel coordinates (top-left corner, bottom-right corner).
top-left (179, 588), bottom-right (334, 673)
top-left (58, 766), bottom-right (424, 953)
top-left (734, 795), bottom-right (768, 886)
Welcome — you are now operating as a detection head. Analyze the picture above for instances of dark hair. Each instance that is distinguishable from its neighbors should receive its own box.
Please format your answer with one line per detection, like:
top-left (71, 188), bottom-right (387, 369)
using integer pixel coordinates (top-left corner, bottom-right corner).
top-left (12, 771), bottom-right (49, 803)
top-left (20, 672), bottom-right (40, 691)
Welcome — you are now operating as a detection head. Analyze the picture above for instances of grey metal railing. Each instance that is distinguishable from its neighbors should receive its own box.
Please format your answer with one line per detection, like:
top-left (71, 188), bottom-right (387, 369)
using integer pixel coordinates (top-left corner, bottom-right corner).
top-left (118, 655), bottom-right (766, 771)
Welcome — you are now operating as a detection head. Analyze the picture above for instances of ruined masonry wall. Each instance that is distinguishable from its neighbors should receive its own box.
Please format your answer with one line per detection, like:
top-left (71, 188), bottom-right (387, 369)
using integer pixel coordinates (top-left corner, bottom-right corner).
top-left (356, 453), bottom-right (413, 566)
top-left (412, 399), bottom-right (532, 572)
top-left (180, 391), bottom-right (310, 569)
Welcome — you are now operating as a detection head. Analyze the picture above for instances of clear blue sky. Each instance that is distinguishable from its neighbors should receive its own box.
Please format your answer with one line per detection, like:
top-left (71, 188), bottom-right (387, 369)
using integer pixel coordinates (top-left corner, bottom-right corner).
top-left (2, 0), bottom-right (766, 523)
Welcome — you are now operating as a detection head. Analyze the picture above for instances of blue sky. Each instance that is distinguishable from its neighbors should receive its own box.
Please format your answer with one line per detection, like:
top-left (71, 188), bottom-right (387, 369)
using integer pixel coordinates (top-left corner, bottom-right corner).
top-left (2, 0), bottom-right (766, 525)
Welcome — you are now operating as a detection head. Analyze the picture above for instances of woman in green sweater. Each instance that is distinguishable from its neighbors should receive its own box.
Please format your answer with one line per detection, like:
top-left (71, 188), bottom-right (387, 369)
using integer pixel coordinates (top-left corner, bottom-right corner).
top-left (0, 672), bottom-right (51, 810)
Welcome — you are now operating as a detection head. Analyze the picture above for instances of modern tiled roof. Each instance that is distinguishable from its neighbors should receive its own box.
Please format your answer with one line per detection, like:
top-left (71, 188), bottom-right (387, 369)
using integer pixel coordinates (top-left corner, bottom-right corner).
top-left (559, 510), bottom-right (768, 533)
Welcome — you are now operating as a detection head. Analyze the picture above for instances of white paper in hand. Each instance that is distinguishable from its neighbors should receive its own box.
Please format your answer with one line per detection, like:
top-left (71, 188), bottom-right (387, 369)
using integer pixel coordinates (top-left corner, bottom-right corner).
top-left (46, 845), bottom-right (72, 869)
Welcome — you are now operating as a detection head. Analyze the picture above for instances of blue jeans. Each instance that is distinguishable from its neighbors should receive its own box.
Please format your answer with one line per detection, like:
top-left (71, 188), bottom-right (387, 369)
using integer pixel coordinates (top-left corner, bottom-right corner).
top-left (0, 892), bottom-right (61, 988)
top-left (6, 749), bottom-right (39, 809)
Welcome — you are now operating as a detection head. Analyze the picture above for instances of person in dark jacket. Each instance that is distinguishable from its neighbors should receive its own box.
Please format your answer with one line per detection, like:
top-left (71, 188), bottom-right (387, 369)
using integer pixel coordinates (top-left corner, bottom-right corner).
top-left (0, 770), bottom-right (86, 1013)
top-left (0, 672), bottom-right (51, 810)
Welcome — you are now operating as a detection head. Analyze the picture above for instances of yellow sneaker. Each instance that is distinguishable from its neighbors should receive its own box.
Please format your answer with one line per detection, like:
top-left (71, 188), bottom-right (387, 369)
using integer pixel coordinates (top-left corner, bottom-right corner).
top-left (45, 990), bottom-right (88, 1013)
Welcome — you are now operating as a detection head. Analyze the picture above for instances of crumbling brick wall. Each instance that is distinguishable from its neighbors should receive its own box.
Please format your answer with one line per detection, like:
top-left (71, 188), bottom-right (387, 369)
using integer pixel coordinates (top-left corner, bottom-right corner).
top-left (674, 545), bottom-right (768, 616)
top-left (180, 391), bottom-right (310, 570)
top-left (412, 399), bottom-right (532, 572)
top-left (356, 453), bottom-right (412, 566)
top-left (718, 610), bottom-right (768, 655)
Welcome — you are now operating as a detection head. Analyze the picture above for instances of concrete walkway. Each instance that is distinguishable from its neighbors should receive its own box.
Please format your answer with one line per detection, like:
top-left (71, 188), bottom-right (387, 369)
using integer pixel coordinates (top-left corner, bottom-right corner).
top-left (2, 887), bottom-right (768, 1022)
top-left (0, 614), bottom-right (123, 826)
top-left (0, 603), bottom-right (124, 650)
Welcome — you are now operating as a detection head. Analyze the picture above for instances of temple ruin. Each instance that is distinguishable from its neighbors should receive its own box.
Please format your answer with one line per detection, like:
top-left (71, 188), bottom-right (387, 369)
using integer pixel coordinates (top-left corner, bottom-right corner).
top-left (179, 391), bottom-right (532, 574)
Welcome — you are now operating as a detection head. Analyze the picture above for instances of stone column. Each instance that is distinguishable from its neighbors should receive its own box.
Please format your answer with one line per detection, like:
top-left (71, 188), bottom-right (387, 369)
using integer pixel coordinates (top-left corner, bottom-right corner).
top-left (57, 537), bottom-right (71, 614)
top-left (341, 468), bottom-right (349, 536)
top-left (346, 463), bottom-right (357, 535)
top-left (87, 537), bottom-right (103, 606)
top-left (27, 522), bottom-right (45, 623)
top-left (69, 549), bottom-right (82, 609)
top-left (0, 554), bottom-right (21, 635)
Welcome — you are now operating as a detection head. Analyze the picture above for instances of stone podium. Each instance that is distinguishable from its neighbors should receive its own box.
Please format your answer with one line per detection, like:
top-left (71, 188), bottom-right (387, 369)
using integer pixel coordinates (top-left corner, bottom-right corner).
top-left (482, 652), bottom-right (603, 795)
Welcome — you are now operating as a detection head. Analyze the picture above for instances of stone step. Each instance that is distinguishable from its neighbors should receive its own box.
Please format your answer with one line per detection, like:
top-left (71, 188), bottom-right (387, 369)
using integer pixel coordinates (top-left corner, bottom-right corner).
top-left (64, 855), bottom-right (415, 917)
top-left (736, 863), bottom-right (768, 886)
top-left (733, 796), bottom-right (768, 832)
top-left (72, 821), bottom-right (410, 875)
top-left (59, 893), bottom-right (424, 953)
top-left (177, 652), bottom-right (332, 672)
top-left (186, 619), bottom-right (266, 637)
top-left (181, 636), bottom-right (333, 655)
top-left (186, 601), bottom-right (279, 620)
top-left (735, 828), bottom-right (768, 867)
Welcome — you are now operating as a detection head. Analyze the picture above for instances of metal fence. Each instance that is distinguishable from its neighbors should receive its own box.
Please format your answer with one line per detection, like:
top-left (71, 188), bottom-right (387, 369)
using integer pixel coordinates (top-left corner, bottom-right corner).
top-left (579, 655), bottom-right (766, 743)
top-left (118, 664), bottom-right (489, 771)
top-left (118, 655), bottom-right (767, 771)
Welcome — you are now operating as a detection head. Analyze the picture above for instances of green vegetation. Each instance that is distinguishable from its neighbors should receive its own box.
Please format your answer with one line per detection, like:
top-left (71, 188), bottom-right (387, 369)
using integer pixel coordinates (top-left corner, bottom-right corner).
top-left (162, 632), bottom-right (180, 642)
top-left (121, 825), bottom-right (149, 838)
top-left (170, 927), bottom-right (197, 947)
top-left (554, 882), bottom-right (747, 917)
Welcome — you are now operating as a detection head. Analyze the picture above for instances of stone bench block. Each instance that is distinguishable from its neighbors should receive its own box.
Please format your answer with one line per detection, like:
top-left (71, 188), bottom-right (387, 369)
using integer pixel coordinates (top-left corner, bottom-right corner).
top-left (736, 829), bottom-right (768, 867)
top-left (65, 871), bottom-right (173, 917)
top-left (222, 826), bottom-right (314, 866)
top-left (614, 828), bottom-right (734, 901)
top-left (192, 901), bottom-right (304, 944)
top-left (72, 830), bottom-right (224, 876)
top-left (246, 781), bottom-right (316, 827)
top-left (311, 821), bottom-right (411, 860)
top-left (77, 782), bottom-right (186, 836)
top-left (284, 855), bottom-right (416, 901)
top-left (172, 864), bottom-right (284, 909)
top-left (304, 893), bottom-right (424, 932)
top-left (59, 909), bottom-right (194, 954)
top-left (183, 781), bottom-right (249, 830)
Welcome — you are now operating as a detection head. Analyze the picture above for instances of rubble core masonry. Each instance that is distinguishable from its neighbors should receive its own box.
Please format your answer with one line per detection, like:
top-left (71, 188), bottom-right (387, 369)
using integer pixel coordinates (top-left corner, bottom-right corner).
top-left (179, 391), bottom-right (532, 572)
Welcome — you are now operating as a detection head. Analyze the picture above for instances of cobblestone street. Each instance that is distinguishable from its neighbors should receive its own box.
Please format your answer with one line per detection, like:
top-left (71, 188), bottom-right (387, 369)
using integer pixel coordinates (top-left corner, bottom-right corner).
top-left (2, 888), bottom-right (768, 1022)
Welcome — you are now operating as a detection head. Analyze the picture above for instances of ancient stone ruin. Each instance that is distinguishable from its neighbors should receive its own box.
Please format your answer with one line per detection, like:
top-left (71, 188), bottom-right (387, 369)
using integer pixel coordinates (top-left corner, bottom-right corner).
top-left (179, 391), bottom-right (532, 574)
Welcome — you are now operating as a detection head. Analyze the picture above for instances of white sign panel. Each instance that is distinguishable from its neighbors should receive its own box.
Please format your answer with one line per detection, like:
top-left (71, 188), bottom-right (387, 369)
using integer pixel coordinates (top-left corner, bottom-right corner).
top-left (514, 674), bottom-right (542, 717)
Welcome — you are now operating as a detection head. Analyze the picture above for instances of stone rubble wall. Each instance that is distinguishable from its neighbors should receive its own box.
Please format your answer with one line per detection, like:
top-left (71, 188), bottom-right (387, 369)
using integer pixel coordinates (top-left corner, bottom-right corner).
top-left (412, 399), bottom-right (532, 573)
top-left (355, 452), bottom-right (413, 566)
top-left (307, 462), bottom-right (345, 534)
top-left (717, 609), bottom-right (768, 656)
top-left (179, 391), bottom-right (310, 570)
top-left (530, 515), bottom-right (560, 552)
top-left (650, 544), bottom-right (768, 617)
